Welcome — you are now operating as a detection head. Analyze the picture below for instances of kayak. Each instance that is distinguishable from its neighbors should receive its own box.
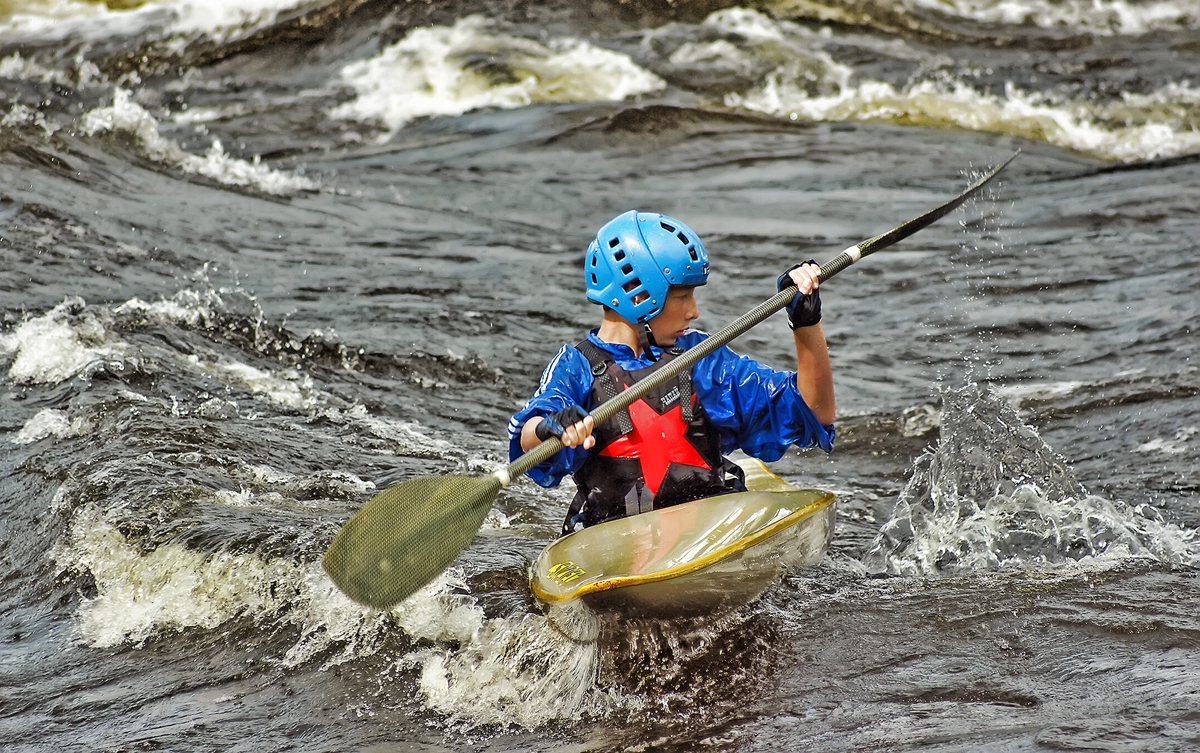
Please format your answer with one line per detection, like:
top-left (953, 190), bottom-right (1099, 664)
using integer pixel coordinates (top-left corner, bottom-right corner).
top-left (529, 457), bottom-right (835, 626)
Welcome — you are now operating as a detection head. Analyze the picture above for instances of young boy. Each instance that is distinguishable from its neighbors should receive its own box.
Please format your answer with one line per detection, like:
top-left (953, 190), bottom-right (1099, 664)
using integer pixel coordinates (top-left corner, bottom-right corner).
top-left (509, 210), bottom-right (834, 535)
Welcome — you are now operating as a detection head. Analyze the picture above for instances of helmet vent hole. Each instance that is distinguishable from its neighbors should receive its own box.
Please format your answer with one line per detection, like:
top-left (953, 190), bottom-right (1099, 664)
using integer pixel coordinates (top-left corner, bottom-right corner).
top-left (591, 273), bottom-right (598, 284)
top-left (676, 232), bottom-right (689, 244)
top-left (609, 237), bottom-right (620, 248)
top-left (688, 246), bottom-right (698, 261)
top-left (621, 263), bottom-right (633, 275)
top-left (622, 278), bottom-right (642, 293)
top-left (613, 249), bottom-right (626, 261)
top-left (660, 222), bottom-right (676, 232)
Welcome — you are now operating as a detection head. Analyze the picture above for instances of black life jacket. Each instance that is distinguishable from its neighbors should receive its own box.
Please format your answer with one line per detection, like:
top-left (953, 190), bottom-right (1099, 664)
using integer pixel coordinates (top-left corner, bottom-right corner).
top-left (562, 339), bottom-right (746, 535)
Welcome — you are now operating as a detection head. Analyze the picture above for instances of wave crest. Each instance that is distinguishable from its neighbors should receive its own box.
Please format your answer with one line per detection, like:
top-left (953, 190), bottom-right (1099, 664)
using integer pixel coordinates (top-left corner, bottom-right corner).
top-left (330, 15), bottom-right (666, 135)
top-left (79, 88), bottom-right (317, 194)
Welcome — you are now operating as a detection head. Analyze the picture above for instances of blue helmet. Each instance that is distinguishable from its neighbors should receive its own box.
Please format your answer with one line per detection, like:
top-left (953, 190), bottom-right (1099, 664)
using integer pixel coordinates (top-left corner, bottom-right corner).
top-left (584, 210), bottom-right (709, 323)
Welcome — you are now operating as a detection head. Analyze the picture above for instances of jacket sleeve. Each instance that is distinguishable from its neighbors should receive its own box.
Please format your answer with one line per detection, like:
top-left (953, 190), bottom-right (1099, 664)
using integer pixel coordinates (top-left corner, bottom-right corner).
top-left (690, 336), bottom-right (835, 461)
top-left (507, 345), bottom-right (596, 488)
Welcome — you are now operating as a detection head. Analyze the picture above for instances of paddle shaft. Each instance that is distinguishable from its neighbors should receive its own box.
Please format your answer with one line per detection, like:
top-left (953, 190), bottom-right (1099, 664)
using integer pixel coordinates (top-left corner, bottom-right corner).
top-left (501, 151), bottom-right (1019, 485)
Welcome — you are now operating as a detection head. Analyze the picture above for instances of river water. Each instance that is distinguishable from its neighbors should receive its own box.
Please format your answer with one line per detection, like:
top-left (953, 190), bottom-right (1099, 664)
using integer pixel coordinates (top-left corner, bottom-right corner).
top-left (2, 1), bottom-right (1198, 751)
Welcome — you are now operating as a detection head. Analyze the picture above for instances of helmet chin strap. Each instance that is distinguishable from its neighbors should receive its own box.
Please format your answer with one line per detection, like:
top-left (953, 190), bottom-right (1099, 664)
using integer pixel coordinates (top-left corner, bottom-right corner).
top-left (638, 320), bottom-right (659, 362)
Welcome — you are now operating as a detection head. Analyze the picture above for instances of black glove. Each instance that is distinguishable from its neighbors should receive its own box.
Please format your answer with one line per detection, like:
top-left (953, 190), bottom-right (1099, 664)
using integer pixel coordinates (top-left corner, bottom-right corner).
top-left (777, 261), bottom-right (822, 329)
top-left (534, 405), bottom-right (589, 441)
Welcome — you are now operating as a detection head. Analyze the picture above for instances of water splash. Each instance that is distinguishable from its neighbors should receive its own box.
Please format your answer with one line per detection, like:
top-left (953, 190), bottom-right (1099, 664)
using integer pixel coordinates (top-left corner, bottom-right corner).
top-left (864, 383), bottom-right (1200, 575)
top-left (408, 611), bottom-right (604, 731)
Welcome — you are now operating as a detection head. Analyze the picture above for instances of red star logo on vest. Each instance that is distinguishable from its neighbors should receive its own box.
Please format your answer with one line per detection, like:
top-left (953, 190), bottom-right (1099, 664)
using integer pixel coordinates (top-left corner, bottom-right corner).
top-left (599, 398), bottom-right (709, 497)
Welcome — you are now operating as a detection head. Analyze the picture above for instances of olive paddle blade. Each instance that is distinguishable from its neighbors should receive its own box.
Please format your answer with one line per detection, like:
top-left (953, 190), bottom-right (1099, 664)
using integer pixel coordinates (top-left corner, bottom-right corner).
top-left (322, 474), bottom-right (501, 609)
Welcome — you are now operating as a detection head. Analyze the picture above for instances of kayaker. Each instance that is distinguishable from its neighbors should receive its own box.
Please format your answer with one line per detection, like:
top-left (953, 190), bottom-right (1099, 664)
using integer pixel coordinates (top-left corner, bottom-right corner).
top-left (510, 210), bottom-right (835, 535)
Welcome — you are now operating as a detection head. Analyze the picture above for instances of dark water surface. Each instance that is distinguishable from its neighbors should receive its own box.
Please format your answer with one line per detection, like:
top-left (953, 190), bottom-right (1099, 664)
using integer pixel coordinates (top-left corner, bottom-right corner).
top-left (2, 0), bottom-right (1198, 750)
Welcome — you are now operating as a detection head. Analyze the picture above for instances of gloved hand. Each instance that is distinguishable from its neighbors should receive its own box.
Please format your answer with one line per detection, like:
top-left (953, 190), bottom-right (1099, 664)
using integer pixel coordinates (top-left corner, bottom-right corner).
top-left (534, 405), bottom-right (590, 441)
top-left (777, 260), bottom-right (822, 329)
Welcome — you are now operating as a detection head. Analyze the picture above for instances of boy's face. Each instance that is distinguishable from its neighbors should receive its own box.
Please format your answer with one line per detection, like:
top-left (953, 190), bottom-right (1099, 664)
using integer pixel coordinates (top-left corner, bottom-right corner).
top-left (648, 286), bottom-right (699, 346)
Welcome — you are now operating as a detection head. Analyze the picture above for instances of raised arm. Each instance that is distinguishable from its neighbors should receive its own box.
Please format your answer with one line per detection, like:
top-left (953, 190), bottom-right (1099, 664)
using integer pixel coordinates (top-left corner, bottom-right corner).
top-left (781, 262), bottom-right (835, 426)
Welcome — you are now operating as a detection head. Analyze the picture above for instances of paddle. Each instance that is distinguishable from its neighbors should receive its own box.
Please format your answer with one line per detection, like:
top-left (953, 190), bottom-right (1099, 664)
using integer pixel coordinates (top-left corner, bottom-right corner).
top-left (322, 150), bottom-right (1020, 610)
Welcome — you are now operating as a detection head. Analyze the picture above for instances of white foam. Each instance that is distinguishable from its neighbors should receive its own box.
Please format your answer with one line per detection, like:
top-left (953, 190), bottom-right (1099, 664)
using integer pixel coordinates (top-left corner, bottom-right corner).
top-left (703, 6), bottom-right (795, 42)
top-left (115, 292), bottom-right (214, 328)
top-left (53, 503), bottom-right (466, 650)
top-left (679, 8), bottom-right (854, 101)
top-left (12, 407), bottom-right (89, 444)
top-left (734, 75), bottom-right (1200, 163)
top-left (248, 463), bottom-right (299, 485)
top-left (995, 381), bottom-right (1087, 402)
top-left (0, 51), bottom-right (69, 85)
top-left (279, 566), bottom-right (492, 670)
top-left (160, 0), bottom-right (307, 36)
top-left (0, 0), bottom-right (109, 38)
top-left (1136, 426), bottom-right (1198, 456)
top-left (79, 88), bottom-right (317, 195)
top-left (1, 102), bottom-right (52, 134)
top-left (0, 297), bottom-right (119, 384)
top-left (53, 505), bottom-right (602, 725)
top-left (201, 356), bottom-right (318, 410)
top-left (1, 0), bottom-right (307, 41)
top-left (699, 8), bottom-right (1200, 163)
top-left (0, 294), bottom-right (323, 410)
top-left (6, 294), bottom-right (466, 464)
top-left (55, 508), bottom-right (307, 648)
top-left (410, 611), bottom-right (602, 730)
top-left (902, 0), bottom-right (1200, 35)
top-left (330, 15), bottom-right (666, 135)
top-left (334, 403), bottom-right (457, 458)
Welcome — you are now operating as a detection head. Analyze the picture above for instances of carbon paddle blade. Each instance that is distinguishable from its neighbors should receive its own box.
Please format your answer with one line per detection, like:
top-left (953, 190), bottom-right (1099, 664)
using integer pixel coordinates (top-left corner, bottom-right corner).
top-left (323, 474), bottom-right (502, 610)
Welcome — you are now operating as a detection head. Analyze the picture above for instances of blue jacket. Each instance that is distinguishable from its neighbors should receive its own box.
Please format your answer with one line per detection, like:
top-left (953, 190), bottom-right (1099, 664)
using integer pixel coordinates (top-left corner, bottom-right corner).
top-left (508, 329), bottom-right (835, 488)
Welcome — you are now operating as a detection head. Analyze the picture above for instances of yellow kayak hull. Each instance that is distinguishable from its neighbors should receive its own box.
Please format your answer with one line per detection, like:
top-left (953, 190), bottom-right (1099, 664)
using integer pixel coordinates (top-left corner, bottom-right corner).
top-left (529, 458), bottom-right (835, 620)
